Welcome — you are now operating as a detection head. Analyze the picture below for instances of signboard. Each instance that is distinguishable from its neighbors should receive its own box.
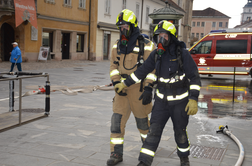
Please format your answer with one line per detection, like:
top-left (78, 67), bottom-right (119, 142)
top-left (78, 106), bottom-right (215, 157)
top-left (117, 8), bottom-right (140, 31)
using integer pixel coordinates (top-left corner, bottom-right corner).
top-left (38, 47), bottom-right (50, 61)
top-left (14, 0), bottom-right (37, 28)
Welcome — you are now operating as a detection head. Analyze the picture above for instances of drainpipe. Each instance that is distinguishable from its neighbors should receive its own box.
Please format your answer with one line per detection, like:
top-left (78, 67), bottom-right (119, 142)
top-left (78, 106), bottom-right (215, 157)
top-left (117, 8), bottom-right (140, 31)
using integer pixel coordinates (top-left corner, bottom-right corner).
top-left (88, 0), bottom-right (91, 60)
top-left (140, 0), bottom-right (144, 33)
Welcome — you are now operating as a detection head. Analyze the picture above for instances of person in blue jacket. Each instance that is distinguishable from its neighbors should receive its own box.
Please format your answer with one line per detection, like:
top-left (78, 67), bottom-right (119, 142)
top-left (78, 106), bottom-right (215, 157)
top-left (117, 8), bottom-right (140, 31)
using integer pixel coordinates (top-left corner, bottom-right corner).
top-left (114, 20), bottom-right (201, 166)
top-left (9, 42), bottom-right (22, 72)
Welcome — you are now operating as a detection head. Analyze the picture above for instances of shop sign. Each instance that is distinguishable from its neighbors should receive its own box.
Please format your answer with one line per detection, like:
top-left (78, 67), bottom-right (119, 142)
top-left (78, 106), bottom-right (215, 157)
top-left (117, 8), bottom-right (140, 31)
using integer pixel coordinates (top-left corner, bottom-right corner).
top-left (14, 0), bottom-right (37, 28)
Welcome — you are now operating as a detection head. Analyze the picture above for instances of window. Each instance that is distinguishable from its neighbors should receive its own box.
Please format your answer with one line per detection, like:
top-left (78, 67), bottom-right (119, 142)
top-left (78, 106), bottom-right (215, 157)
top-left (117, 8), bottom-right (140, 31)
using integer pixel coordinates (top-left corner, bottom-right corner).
top-left (79, 0), bottom-right (86, 8)
top-left (191, 33), bottom-right (195, 38)
top-left (146, 6), bottom-right (149, 23)
top-left (201, 33), bottom-right (204, 38)
top-left (196, 33), bottom-right (199, 39)
top-left (212, 22), bottom-right (216, 27)
top-left (42, 32), bottom-right (53, 52)
top-left (226, 22), bottom-right (228, 27)
top-left (197, 22), bottom-right (200, 27)
top-left (194, 41), bottom-right (212, 54)
top-left (178, 0), bottom-right (181, 6)
top-left (105, 0), bottom-right (110, 14)
top-left (219, 22), bottom-right (222, 27)
top-left (216, 40), bottom-right (247, 53)
top-left (76, 34), bottom-right (84, 52)
top-left (247, 17), bottom-right (251, 21)
top-left (122, 0), bottom-right (126, 9)
top-left (64, 0), bottom-right (71, 5)
top-left (136, 3), bottom-right (140, 19)
top-left (192, 22), bottom-right (195, 27)
top-left (201, 22), bottom-right (205, 27)
top-left (42, 32), bottom-right (49, 47)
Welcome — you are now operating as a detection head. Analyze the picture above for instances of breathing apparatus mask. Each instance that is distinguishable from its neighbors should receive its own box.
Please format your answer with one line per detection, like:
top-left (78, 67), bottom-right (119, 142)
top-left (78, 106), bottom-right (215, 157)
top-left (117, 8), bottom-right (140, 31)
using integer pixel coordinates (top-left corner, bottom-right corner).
top-left (119, 24), bottom-right (131, 45)
top-left (156, 33), bottom-right (170, 55)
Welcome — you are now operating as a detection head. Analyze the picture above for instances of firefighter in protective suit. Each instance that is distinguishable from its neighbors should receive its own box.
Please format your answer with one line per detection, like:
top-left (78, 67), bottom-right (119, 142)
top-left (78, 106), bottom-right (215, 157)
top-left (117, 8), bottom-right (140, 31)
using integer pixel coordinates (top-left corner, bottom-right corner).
top-left (107, 9), bottom-right (156, 166)
top-left (115, 20), bottom-right (201, 166)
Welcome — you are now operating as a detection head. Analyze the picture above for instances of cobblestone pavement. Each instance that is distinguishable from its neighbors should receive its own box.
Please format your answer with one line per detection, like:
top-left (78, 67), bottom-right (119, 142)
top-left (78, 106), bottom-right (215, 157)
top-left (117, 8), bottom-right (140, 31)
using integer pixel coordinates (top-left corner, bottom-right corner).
top-left (0, 60), bottom-right (251, 166)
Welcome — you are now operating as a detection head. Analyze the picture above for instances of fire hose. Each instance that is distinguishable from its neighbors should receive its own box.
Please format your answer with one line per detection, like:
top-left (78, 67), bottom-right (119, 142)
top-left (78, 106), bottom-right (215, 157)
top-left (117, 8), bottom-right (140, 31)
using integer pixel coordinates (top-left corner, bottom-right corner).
top-left (216, 125), bottom-right (245, 166)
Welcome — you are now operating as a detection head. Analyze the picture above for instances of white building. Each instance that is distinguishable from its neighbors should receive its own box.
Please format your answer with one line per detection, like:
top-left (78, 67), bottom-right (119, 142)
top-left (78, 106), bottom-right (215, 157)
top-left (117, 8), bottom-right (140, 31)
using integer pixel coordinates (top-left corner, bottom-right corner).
top-left (241, 0), bottom-right (252, 24)
top-left (96, 0), bottom-right (188, 61)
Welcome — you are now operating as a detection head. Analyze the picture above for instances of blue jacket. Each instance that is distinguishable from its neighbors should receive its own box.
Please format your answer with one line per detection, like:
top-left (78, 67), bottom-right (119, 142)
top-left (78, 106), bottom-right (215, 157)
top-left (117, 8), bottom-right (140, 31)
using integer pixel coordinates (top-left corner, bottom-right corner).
top-left (124, 42), bottom-right (201, 105)
top-left (10, 46), bottom-right (22, 63)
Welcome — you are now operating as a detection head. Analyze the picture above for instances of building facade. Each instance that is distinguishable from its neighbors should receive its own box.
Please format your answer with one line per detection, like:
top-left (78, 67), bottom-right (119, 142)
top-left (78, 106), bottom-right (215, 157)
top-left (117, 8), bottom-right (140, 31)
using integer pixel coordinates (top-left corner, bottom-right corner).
top-left (191, 7), bottom-right (230, 46)
top-left (241, 0), bottom-right (252, 24)
top-left (0, 0), bottom-right (98, 62)
top-left (96, 0), bottom-right (192, 61)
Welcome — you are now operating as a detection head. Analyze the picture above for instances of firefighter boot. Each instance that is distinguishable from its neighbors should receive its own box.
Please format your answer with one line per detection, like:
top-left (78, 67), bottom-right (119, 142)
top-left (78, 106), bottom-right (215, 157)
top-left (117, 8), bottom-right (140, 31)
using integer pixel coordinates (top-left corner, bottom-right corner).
top-left (107, 152), bottom-right (123, 166)
top-left (180, 156), bottom-right (190, 166)
top-left (137, 161), bottom-right (149, 166)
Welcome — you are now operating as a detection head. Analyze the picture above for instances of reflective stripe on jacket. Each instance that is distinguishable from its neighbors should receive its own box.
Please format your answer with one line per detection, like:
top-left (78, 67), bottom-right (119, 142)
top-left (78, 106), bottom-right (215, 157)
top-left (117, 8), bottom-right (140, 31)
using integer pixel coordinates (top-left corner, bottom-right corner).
top-left (110, 39), bottom-right (156, 87)
top-left (124, 42), bottom-right (201, 104)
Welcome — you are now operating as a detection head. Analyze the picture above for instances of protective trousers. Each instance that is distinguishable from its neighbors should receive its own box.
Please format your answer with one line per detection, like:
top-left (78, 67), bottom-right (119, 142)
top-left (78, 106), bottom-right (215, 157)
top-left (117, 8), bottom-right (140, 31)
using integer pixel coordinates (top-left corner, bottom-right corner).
top-left (139, 99), bottom-right (190, 166)
top-left (110, 86), bottom-right (152, 155)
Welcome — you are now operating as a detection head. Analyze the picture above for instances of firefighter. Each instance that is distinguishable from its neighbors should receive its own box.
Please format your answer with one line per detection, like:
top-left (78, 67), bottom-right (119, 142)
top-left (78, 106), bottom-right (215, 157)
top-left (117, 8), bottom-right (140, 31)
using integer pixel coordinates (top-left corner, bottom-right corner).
top-left (107, 9), bottom-right (156, 166)
top-left (114, 20), bottom-right (201, 166)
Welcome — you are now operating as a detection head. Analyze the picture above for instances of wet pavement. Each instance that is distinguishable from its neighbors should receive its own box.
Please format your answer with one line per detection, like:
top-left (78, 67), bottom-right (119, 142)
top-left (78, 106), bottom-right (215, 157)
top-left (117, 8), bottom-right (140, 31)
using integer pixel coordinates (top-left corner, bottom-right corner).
top-left (0, 60), bottom-right (252, 166)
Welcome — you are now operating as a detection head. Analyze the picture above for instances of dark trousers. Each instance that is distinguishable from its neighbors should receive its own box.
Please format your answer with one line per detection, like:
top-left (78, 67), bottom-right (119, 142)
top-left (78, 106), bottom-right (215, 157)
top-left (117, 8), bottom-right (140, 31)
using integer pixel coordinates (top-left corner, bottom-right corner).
top-left (139, 99), bottom-right (190, 166)
top-left (10, 63), bottom-right (22, 72)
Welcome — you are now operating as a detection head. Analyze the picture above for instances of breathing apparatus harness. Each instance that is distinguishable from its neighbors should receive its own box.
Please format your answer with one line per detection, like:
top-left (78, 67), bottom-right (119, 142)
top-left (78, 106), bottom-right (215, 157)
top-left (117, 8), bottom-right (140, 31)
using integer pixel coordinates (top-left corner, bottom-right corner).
top-left (154, 41), bottom-right (189, 101)
top-left (113, 34), bottom-right (146, 92)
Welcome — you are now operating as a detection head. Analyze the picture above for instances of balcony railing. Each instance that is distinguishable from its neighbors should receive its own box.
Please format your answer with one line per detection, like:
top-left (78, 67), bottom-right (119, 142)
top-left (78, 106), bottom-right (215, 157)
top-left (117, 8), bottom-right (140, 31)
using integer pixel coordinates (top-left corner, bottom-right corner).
top-left (0, 0), bottom-right (14, 9)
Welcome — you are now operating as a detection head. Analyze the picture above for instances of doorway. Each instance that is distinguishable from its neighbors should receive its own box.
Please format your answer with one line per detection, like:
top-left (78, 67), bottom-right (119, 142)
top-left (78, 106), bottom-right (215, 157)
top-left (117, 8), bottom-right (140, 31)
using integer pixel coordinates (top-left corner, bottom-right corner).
top-left (61, 33), bottom-right (70, 59)
top-left (1, 23), bottom-right (14, 61)
top-left (103, 31), bottom-right (111, 60)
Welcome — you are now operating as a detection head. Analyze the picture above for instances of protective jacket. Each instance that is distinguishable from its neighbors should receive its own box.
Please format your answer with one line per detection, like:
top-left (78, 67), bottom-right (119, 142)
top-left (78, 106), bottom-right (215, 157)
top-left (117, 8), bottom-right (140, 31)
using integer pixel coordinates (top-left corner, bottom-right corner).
top-left (124, 42), bottom-right (201, 105)
top-left (109, 35), bottom-right (156, 156)
top-left (110, 37), bottom-right (156, 89)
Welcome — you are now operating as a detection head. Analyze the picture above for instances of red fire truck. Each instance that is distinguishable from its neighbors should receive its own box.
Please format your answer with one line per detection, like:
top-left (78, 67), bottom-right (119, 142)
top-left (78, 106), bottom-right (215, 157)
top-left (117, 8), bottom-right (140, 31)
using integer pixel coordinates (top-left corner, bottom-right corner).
top-left (189, 29), bottom-right (252, 77)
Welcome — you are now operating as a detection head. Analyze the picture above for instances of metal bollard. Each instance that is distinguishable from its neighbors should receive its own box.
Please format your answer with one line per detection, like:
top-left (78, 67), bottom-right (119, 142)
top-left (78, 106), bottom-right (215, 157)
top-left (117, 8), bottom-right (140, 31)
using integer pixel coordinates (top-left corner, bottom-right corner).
top-left (45, 81), bottom-right (50, 115)
top-left (9, 80), bottom-right (14, 112)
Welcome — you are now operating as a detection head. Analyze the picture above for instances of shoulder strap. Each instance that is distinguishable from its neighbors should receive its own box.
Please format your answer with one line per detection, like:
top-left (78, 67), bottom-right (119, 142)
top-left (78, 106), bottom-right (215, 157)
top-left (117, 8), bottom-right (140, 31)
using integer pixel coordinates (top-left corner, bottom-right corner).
top-left (176, 45), bottom-right (183, 71)
top-left (137, 35), bottom-right (145, 68)
top-left (116, 40), bottom-right (121, 55)
top-left (176, 41), bottom-right (186, 71)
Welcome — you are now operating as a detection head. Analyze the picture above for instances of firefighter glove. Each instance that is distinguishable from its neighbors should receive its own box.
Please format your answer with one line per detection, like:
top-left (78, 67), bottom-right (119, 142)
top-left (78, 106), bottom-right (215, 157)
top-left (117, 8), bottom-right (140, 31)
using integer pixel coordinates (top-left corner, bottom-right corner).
top-left (114, 82), bottom-right (127, 93)
top-left (185, 99), bottom-right (198, 115)
top-left (139, 86), bottom-right (153, 105)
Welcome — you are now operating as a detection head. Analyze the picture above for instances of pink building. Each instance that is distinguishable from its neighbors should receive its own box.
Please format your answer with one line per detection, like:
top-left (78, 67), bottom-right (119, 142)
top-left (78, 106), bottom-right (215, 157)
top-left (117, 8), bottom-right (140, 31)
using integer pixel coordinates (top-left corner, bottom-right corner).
top-left (190, 7), bottom-right (230, 46)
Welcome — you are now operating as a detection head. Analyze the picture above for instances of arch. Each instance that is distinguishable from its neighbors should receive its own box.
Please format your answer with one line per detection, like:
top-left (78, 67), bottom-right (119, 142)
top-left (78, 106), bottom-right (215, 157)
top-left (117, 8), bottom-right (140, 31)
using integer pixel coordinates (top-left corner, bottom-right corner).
top-left (1, 23), bottom-right (14, 61)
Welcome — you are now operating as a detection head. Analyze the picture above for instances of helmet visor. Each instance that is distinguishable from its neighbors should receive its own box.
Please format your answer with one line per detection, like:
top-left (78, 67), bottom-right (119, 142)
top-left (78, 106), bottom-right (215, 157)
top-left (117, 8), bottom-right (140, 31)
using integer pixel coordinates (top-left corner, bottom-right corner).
top-left (118, 24), bottom-right (131, 39)
top-left (157, 33), bottom-right (169, 47)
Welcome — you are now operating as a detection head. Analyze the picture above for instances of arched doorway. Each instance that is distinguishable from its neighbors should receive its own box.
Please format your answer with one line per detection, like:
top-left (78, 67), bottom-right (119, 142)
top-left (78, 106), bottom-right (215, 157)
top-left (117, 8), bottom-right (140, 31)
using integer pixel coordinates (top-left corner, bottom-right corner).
top-left (1, 23), bottom-right (14, 61)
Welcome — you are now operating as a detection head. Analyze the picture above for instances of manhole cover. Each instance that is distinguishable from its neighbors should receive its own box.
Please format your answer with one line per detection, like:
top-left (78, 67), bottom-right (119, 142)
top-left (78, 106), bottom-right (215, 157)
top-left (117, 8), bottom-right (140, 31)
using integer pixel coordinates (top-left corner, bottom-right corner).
top-left (173, 144), bottom-right (226, 161)
top-left (21, 108), bottom-right (45, 113)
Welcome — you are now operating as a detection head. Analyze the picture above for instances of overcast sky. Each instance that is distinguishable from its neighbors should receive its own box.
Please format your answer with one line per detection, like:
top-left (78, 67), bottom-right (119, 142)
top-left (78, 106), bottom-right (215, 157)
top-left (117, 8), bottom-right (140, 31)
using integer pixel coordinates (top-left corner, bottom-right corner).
top-left (193, 0), bottom-right (248, 28)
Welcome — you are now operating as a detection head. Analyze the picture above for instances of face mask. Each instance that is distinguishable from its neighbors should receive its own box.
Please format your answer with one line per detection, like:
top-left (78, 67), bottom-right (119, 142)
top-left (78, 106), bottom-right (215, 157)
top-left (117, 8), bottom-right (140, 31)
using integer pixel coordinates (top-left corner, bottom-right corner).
top-left (120, 25), bottom-right (131, 45)
top-left (156, 37), bottom-right (168, 55)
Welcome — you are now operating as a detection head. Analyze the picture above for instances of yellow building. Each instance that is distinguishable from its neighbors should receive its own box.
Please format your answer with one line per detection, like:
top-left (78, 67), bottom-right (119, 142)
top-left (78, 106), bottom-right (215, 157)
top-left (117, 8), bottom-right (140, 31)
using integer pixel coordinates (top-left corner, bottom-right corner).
top-left (0, 0), bottom-right (97, 62)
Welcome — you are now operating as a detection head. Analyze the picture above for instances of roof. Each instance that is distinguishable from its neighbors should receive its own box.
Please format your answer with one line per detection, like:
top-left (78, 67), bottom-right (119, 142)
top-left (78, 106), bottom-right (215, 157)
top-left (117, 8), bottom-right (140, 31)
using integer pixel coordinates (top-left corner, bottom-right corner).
top-left (160, 0), bottom-right (185, 13)
top-left (192, 7), bottom-right (230, 18)
top-left (234, 19), bottom-right (252, 28)
top-left (244, 0), bottom-right (252, 8)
